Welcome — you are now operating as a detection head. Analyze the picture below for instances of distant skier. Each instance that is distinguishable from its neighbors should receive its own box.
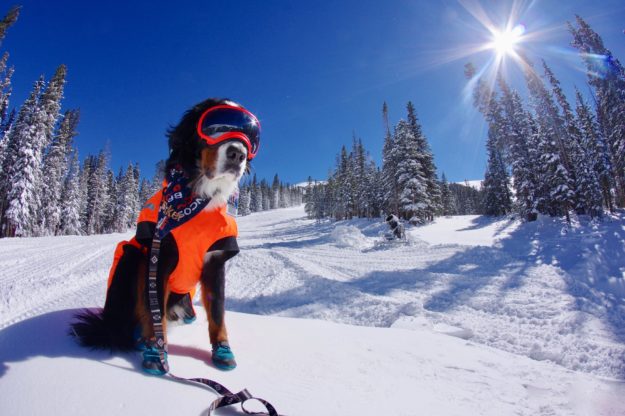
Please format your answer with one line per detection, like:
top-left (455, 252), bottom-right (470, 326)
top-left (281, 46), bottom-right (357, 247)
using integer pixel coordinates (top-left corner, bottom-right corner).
top-left (385, 214), bottom-right (405, 240)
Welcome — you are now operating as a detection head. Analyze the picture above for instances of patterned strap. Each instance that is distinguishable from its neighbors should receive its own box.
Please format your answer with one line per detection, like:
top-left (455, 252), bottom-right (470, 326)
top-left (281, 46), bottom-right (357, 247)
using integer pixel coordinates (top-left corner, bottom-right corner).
top-left (169, 375), bottom-right (279, 416)
top-left (147, 236), bottom-right (169, 373)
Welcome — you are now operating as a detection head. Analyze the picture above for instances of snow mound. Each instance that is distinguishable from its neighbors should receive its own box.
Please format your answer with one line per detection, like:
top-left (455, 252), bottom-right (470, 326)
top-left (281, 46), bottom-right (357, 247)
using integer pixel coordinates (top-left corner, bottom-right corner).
top-left (330, 225), bottom-right (372, 250)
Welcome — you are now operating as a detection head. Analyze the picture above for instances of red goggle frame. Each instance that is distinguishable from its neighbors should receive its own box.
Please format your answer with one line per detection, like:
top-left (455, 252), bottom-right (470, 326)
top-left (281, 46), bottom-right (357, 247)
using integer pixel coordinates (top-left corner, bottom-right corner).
top-left (196, 104), bottom-right (261, 160)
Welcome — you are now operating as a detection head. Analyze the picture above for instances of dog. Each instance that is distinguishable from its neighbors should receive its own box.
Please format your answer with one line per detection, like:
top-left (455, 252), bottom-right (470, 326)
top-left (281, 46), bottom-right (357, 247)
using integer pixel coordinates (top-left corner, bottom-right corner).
top-left (70, 98), bottom-right (260, 373)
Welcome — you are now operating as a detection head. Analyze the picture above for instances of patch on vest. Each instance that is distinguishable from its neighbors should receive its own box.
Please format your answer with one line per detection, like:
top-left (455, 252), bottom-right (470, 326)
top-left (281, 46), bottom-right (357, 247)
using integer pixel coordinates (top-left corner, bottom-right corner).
top-left (227, 189), bottom-right (239, 217)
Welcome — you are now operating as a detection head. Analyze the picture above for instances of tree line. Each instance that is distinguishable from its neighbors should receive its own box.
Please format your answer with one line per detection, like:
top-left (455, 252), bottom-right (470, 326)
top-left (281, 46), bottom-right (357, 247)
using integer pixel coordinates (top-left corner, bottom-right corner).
top-left (304, 102), bottom-right (454, 224)
top-left (237, 174), bottom-right (304, 216)
top-left (472, 15), bottom-right (625, 221)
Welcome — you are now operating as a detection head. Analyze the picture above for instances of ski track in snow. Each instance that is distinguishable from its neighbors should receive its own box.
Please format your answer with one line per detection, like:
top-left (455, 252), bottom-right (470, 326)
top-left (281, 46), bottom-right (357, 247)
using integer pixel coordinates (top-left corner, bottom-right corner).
top-left (228, 206), bottom-right (625, 380)
top-left (1, 206), bottom-right (624, 383)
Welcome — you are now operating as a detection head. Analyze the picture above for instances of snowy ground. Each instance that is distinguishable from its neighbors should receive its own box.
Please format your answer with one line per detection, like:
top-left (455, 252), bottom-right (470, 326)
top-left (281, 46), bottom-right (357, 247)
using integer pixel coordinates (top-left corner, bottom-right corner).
top-left (1, 205), bottom-right (625, 415)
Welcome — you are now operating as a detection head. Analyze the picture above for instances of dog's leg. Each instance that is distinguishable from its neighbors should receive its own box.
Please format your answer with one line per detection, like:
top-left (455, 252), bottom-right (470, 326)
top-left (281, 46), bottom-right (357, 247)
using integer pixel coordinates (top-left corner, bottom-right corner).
top-left (201, 252), bottom-right (229, 344)
top-left (201, 251), bottom-right (237, 370)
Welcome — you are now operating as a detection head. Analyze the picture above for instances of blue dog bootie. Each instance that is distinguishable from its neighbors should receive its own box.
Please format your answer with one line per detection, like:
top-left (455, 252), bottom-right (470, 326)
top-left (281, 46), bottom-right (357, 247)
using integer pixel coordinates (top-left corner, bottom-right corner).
top-left (142, 345), bottom-right (169, 376)
top-left (212, 341), bottom-right (237, 370)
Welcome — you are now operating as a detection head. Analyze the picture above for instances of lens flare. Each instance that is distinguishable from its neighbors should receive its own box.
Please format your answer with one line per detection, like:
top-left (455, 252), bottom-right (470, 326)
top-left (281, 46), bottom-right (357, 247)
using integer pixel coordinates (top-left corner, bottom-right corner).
top-left (489, 24), bottom-right (526, 56)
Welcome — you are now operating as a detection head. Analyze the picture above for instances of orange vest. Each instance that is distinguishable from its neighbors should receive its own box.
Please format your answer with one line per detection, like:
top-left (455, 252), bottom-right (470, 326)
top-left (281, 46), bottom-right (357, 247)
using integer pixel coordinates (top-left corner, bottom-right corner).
top-left (107, 190), bottom-right (238, 295)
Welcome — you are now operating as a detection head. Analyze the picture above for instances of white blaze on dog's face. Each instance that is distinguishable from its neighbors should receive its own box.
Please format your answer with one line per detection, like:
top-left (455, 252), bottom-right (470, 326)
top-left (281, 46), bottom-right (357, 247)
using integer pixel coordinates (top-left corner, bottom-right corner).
top-left (195, 140), bottom-right (248, 210)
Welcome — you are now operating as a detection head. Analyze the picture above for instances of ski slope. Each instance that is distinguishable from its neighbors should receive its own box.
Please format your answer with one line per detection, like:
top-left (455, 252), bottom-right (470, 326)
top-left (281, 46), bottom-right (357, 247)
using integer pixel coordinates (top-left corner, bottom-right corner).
top-left (1, 205), bottom-right (624, 415)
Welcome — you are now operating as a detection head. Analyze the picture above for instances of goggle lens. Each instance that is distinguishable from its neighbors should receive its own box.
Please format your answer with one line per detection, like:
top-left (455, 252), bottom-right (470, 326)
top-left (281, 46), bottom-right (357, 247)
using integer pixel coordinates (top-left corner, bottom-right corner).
top-left (198, 106), bottom-right (260, 158)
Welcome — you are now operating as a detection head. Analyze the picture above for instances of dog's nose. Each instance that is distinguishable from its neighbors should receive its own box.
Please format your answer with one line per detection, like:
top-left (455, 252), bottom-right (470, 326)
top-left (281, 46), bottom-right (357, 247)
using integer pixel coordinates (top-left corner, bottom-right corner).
top-left (227, 145), bottom-right (246, 163)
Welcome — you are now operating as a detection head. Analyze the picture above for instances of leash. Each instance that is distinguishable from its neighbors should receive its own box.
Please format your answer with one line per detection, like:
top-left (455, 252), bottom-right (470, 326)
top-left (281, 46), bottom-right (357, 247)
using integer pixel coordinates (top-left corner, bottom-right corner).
top-left (145, 166), bottom-right (280, 415)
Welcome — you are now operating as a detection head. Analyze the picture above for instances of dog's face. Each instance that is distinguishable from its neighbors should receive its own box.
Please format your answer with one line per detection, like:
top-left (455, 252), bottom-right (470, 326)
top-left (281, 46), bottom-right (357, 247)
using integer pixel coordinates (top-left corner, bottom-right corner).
top-left (167, 98), bottom-right (250, 207)
top-left (193, 140), bottom-right (248, 202)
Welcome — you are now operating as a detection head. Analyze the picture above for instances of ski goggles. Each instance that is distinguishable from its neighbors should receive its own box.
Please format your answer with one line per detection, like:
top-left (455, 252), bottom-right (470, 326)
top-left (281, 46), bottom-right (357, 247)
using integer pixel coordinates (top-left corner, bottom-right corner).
top-left (196, 104), bottom-right (261, 160)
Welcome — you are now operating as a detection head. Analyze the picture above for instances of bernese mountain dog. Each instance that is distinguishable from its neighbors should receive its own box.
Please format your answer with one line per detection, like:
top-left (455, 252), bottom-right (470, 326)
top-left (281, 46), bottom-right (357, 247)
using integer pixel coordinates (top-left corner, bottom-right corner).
top-left (70, 98), bottom-right (259, 374)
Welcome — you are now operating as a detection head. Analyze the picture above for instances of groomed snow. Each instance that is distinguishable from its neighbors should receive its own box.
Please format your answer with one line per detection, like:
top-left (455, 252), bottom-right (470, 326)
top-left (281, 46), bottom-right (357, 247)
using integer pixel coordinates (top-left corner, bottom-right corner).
top-left (1, 205), bottom-right (624, 415)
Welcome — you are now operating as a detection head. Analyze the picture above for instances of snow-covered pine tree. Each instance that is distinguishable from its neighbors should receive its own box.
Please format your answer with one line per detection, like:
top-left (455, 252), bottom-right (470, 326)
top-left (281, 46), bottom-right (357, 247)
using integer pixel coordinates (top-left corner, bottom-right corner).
top-left (260, 179), bottom-right (270, 211)
top-left (278, 183), bottom-right (288, 208)
top-left (78, 156), bottom-right (92, 232)
top-left (39, 65), bottom-right (66, 148)
top-left (483, 118), bottom-right (512, 217)
top-left (394, 119), bottom-right (428, 224)
top-left (0, 52), bottom-right (14, 133)
top-left (250, 174), bottom-right (261, 212)
top-left (543, 61), bottom-right (602, 217)
top-left (59, 150), bottom-right (82, 235)
top-left (497, 79), bottom-right (540, 221)
top-left (238, 186), bottom-right (251, 216)
top-left (439, 173), bottom-right (455, 216)
top-left (138, 177), bottom-right (152, 207)
top-left (270, 174), bottom-right (279, 210)
top-left (406, 102), bottom-right (439, 221)
top-left (101, 170), bottom-right (117, 233)
top-left (467, 69), bottom-right (512, 218)
top-left (381, 102), bottom-right (400, 216)
top-left (39, 109), bottom-right (79, 234)
top-left (525, 64), bottom-right (575, 220)
top-left (569, 15), bottom-right (625, 207)
top-left (332, 146), bottom-right (352, 220)
top-left (3, 77), bottom-right (45, 237)
top-left (574, 88), bottom-right (615, 212)
top-left (84, 150), bottom-right (109, 234)
top-left (114, 163), bottom-right (139, 232)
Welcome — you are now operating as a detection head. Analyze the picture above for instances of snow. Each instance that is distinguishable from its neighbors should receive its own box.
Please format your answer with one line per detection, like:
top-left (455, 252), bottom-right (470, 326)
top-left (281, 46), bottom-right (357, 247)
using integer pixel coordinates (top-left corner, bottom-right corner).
top-left (454, 179), bottom-right (483, 190)
top-left (1, 205), bottom-right (625, 415)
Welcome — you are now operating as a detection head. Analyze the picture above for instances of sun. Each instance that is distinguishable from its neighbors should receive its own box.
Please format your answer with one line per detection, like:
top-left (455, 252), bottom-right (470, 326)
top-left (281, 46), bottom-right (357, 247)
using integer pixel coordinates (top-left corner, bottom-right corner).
top-left (489, 24), bottom-right (526, 57)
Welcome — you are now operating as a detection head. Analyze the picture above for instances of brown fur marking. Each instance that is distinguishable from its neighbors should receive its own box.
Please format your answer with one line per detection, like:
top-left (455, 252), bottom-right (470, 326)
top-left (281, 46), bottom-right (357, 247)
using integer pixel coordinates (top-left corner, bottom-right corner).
top-left (201, 280), bottom-right (228, 343)
top-left (200, 147), bottom-right (218, 176)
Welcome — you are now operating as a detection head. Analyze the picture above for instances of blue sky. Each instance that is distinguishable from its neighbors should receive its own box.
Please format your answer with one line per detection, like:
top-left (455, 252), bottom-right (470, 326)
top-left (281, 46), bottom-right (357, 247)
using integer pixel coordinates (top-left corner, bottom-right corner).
top-left (3, 0), bottom-right (625, 184)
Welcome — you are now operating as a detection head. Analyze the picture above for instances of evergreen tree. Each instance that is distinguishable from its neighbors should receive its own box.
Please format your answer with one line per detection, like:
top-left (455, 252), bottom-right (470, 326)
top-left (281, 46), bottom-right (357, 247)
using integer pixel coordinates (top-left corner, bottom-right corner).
top-left (39, 109), bottom-right (79, 234)
top-left (440, 173), bottom-right (454, 216)
top-left (406, 102), bottom-right (439, 221)
top-left (3, 77), bottom-right (45, 236)
top-left (39, 65), bottom-right (66, 148)
top-left (482, 100), bottom-right (512, 216)
top-left (394, 120), bottom-right (428, 224)
top-left (381, 102), bottom-right (400, 215)
top-left (260, 179), bottom-right (270, 211)
top-left (84, 150), bottom-right (109, 234)
top-left (543, 61), bottom-right (602, 217)
top-left (575, 88), bottom-right (614, 212)
top-left (59, 151), bottom-right (82, 235)
top-left (101, 170), bottom-right (117, 233)
top-left (525, 65), bottom-right (575, 220)
top-left (250, 174), bottom-right (261, 212)
top-left (569, 15), bottom-right (625, 206)
top-left (0, 52), bottom-right (14, 133)
top-left (238, 186), bottom-right (251, 216)
top-left (270, 174), bottom-right (280, 209)
top-left (114, 163), bottom-right (139, 232)
top-left (498, 79), bottom-right (540, 221)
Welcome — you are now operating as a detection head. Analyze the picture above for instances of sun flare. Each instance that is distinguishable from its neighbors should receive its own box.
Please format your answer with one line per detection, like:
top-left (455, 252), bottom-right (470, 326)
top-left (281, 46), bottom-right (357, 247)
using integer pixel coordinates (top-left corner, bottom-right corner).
top-left (489, 24), bottom-right (525, 57)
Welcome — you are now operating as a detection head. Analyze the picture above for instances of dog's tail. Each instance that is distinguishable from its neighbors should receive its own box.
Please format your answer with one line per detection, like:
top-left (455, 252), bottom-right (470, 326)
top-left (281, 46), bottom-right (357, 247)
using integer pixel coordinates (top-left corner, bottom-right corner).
top-left (69, 308), bottom-right (135, 351)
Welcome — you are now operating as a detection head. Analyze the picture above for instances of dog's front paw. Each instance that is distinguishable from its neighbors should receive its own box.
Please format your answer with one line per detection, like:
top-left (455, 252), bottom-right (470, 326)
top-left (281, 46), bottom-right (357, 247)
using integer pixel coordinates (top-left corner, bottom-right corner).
top-left (142, 346), bottom-right (169, 376)
top-left (211, 341), bottom-right (237, 370)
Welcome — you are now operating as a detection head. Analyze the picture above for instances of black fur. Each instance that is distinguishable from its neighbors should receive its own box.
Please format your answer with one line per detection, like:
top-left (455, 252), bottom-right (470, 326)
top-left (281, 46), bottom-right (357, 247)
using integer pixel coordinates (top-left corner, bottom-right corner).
top-left (70, 243), bottom-right (144, 350)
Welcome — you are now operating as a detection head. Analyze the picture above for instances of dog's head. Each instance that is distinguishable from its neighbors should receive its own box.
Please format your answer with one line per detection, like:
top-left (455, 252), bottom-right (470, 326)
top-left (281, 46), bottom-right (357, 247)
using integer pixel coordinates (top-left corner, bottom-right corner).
top-left (166, 98), bottom-right (258, 206)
